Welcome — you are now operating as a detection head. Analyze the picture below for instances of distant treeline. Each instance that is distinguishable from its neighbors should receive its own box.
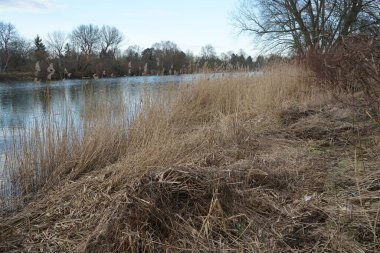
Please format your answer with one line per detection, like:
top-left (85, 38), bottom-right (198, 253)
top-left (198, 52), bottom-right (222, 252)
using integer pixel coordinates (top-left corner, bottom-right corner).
top-left (0, 22), bottom-right (278, 80)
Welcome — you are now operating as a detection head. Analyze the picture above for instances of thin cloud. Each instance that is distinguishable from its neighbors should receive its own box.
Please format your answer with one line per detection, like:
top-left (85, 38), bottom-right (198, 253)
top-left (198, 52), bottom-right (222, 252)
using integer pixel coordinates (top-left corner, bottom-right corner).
top-left (0, 0), bottom-right (57, 12)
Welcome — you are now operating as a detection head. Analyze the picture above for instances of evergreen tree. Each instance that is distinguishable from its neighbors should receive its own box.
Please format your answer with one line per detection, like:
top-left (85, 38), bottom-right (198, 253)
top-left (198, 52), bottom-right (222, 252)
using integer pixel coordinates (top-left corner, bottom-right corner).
top-left (34, 34), bottom-right (48, 67)
top-left (34, 35), bottom-right (46, 52)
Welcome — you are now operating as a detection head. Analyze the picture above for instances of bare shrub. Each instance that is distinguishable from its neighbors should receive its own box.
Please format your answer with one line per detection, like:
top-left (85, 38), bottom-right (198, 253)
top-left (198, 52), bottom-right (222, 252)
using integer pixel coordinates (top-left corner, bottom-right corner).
top-left (307, 28), bottom-right (380, 116)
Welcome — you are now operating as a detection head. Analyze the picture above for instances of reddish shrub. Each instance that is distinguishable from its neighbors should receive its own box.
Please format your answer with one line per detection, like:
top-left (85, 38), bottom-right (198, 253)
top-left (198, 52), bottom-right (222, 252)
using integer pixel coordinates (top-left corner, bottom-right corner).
top-left (306, 28), bottom-right (380, 117)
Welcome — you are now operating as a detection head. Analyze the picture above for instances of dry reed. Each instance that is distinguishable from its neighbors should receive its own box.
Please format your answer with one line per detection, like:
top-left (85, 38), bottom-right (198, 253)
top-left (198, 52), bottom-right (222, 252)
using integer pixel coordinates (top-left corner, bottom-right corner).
top-left (0, 64), bottom-right (379, 252)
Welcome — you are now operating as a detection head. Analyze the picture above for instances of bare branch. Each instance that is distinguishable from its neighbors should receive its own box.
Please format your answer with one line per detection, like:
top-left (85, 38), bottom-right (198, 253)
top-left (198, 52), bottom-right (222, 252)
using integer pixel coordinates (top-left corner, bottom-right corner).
top-left (232, 0), bottom-right (380, 54)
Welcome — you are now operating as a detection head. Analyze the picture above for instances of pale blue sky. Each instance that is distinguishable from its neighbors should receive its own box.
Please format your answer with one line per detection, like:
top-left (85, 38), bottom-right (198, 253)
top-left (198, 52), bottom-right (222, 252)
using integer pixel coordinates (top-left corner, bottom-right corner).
top-left (0, 0), bottom-right (259, 56)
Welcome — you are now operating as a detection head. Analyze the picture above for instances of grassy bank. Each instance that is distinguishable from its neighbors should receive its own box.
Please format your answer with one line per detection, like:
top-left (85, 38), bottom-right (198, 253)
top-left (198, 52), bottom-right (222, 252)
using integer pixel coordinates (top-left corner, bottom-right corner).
top-left (0, 64), bottom-right (379, 252)
top-left (0, 72), bottom-right (34, 82)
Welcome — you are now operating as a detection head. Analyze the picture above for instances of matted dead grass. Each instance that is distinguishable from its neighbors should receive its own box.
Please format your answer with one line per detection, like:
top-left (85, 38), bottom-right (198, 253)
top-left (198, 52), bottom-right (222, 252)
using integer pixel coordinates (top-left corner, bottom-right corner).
top-left (0, 65), bottom-right (379, 252)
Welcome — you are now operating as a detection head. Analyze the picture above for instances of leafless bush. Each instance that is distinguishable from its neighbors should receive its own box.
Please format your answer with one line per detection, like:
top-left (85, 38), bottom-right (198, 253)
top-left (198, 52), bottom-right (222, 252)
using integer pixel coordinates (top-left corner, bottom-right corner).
top-left (307, 28), bottom-right (380, 117)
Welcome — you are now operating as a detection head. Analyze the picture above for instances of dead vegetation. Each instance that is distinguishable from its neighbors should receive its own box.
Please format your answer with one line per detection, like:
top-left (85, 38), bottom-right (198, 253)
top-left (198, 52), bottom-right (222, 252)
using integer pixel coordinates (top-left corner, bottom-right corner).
top-left (0, 65), bottom-right (379, 252)
top-left (306, 28), bottom-right (380, 117)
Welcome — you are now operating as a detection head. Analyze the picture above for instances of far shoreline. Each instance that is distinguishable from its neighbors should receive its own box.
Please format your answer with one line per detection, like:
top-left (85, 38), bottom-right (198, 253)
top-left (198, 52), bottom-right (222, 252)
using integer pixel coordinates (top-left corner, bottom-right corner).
top-left (0, 71), bottom-right (256, 85)
top-left (0, 71), bottom-right (194, 83)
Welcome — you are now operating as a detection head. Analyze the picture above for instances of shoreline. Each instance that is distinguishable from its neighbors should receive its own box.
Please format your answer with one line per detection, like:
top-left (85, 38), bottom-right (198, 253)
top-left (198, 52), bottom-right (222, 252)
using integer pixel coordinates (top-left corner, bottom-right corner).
top-left (0, 70), bottom-right (258, 84)
top-left (0, 72), bottom-right (189, 82)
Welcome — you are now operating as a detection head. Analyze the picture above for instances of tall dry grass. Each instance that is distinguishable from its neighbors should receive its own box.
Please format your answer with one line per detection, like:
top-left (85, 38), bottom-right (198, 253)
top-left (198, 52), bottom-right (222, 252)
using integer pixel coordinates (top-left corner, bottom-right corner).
top-left (120, 64), bottom-right (326, 172)
top-left (1, 64), bottom-right (326, 198)
top-left (3, 90), bottom-right (133, 196)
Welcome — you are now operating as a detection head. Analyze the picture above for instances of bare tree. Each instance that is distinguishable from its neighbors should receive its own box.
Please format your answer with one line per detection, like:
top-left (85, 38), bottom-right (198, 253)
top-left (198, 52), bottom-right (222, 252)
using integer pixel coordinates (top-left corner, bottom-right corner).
top-left (0, 21), bottom-right (18, 72)
top-left (233, 0), bottom-right (380, 54)
top-left (124, 45), bottom-right (142, 58)
top-left (100, 25), bottom-right (123, 57)
top-left (201, 44), bottom-right (217, 60)
top-left (70, 24), bottom-right (100, 55)
top-left (13, 37), bottom-right (32, 60)
top-left (46, 31), bottom-right (67, 78)
top-left (46, 31), bottom-right (67, 58)
top-left (151, 41), bottom-right (186, 74)
top-left (152, 41), bottom-right (179, 52)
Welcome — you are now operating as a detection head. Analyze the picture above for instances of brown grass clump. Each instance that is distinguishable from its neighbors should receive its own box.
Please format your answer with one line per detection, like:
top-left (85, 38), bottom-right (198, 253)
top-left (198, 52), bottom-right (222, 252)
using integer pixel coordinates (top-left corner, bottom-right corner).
top-left (2, 91), bottom-right (131, 196)
top-left (1, 64), bottom-right (379, 252)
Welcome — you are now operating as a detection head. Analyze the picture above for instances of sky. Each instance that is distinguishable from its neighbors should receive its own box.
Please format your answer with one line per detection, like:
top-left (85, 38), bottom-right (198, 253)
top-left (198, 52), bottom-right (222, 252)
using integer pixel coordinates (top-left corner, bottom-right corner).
top-left (0, 0), bottom-right (260, 57)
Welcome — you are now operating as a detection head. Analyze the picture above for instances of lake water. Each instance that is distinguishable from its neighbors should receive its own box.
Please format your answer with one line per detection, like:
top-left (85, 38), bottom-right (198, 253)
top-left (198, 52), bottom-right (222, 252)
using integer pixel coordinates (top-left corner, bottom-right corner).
top-left (0, 74), bottom-right (203, 196)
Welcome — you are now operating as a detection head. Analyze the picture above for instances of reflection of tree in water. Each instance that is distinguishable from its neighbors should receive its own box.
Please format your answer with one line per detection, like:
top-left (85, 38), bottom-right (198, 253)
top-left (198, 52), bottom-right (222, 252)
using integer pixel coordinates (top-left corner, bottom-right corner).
top-left (79, 81), bottom-right (126, 119)
top-left (0, 89), bottom-right (34, 128)
top-left (67, 82), bottom-right (82, 107)
top-left (33, 84), bottom-right (72, 114)
top-left (0, 89), bottom-right (32, 112)
top-left (34, 86), bottom-right (52, 114)
top-left (0, 78), bottom-right (172, 139)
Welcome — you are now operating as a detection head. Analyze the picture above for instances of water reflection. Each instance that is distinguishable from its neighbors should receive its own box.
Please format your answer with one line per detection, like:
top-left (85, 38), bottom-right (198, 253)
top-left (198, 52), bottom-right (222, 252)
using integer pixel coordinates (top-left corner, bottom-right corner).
top-left (3, 75), bottom-right (194, 116)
